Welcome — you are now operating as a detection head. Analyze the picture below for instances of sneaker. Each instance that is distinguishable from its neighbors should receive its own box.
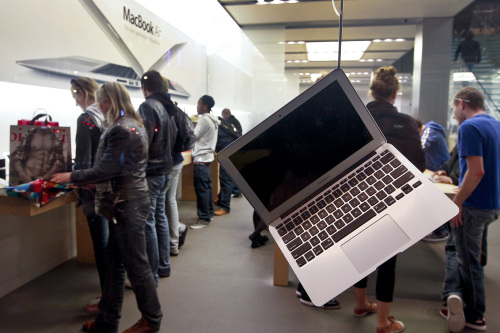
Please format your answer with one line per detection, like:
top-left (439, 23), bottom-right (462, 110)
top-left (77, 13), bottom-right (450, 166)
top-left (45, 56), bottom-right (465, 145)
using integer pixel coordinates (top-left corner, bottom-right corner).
top-left (170, 247), bottom-right (179, 256)
top-left (123, 318), bottom-right (159, 333)
top-left (84, 296), bottom-right (101, 314)
top-left (376, 316), bottom-right (405, 333)
top-left (232, 193), bottom-right (242, 198)
top-left (214, 208), bottom-right (229, 216)
top-left (422, 232), bottom-right (449, 242)
top-left (465, 319), bottom-right (487, 331)
top-left (82, 321), bottom-right (99, 332)
top-left (299, 293), bottom-right (341, 310)
top-left (178, 224), bottom-right (188, 248)
top-left (190, 221), bottom-right (210, 229)
top-left (447, 294), bottom-right (465, 332)
top-left (353, 300), bottom-right (377, 317)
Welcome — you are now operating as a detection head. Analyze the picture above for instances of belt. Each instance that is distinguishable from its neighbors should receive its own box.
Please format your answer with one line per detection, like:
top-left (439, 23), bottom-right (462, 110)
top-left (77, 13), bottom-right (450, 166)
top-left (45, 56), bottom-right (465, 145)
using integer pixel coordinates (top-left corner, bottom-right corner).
top-left (194, 162), bottom-right (211, 165)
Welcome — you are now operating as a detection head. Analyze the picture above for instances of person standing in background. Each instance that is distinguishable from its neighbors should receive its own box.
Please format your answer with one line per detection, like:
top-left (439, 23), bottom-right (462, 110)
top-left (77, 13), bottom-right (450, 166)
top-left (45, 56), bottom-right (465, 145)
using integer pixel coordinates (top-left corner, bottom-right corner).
top-left (221, 108), bottom-right (243, 198)
top-left (454, 30), bottom-right (481, 71)
top-left (190, 95), bottom-right (220, 229)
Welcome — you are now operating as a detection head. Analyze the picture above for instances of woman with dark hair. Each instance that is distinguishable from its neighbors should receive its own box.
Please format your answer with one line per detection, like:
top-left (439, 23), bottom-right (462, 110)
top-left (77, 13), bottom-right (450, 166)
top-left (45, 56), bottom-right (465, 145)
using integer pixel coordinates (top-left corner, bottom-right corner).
top-left (70, 77), bottom-right (108, 314)
top-left (352, 66), bottom-right (425, 333)
top-left (52, 82), bottom-right (162, 333)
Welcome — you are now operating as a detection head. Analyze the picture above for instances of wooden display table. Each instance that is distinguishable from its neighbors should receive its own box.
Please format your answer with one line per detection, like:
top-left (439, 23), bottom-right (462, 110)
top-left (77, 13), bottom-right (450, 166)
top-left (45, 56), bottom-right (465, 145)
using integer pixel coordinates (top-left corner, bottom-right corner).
top-left (180, 151), bottom-right (220, 202)
top-left (0, 191), bottom-right (77, 216)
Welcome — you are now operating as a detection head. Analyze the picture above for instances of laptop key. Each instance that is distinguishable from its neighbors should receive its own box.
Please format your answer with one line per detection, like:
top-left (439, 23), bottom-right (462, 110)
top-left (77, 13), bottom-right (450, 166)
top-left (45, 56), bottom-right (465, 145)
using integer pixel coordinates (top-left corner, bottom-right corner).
top-left (351, 208), bottom-right (362, 218)
top-left (374, 202), bottom-right (387, 213)
top-left (342, 193), bottom-right (353, 202)
top-left (333, 210), bottom-right (344, 219)
top-left (390, 158), bottom-right (401, 168)
top-left (292, 242), bottom-right (312, 259)
top-left (304, 251), bottom-right (315, 262)
top-left (340, 183), bottom-right (350, 192)
top-left (325, 194), bottom-right (334, 203)
top-left (350, 197), bottom-right (361, 208)
top-left (384, 196), bottom-right (396, 206)
top-left (380, 152), bottom-right (395, 164)
top-left (374, 170), bottom-right (385, 179)
top-left (366, 187), bottom-right (376, 196)
top-left (313, 245), bottom-right (324, 256)
top-left (293, 216), bottom-right (303, 226)
top-left (382, 164), bottom-right (393, 173)
top-left (300, 211), bottom-right (311, 220)
top-left (374, 181), bottom-right (385, 191)
top-left (282, 231), bottom-right (296, 244)
top-left (303, 221), bottom-right (313, 230)
top-left (356, 172), bottom-right (367, 181)
top-left (402, 184), bottom-right (413, 194)
top-left (326, 204), bottom-right (335, 213)
top-left (343, 213), bottom-right (353, 224)
top-left (309, 226), bottom-right (319, 236)
top-left (333, 189), bottom-right (343, 198)
top-left (321, 238), bottom-right (334, 250)
top-left (357, 192), bottom-right (369, 202)
top-left (390, 165), bottom-right (407, 179)
top-left (318, 209), bottom-right (328, 219)
top-left (310, 215), bottom-right (320, 224)
top-left (301, 232), bottom-right (311, 242)
top-left (393, 171), bottom-right (415, 188)
top-left (287, 237), bottom-right (303, 251)
top-left (296, 257), bottom-right (307, 267)
top-left (385, 184), bottom-right (396, 194)
top-left (372, 161), bottom-right (383, 170)
top-left (395, 193), bottom-right (405, 200)
top-left (317, 199), bottom-right (326, 209)
top-left (334, 220), bottom-right (345, 229)
top-left (278, 227), bottom-right (287, 236)
top-left (366, 176), bottom-right (377, 185)
top-left (350, 186), bottom-right (361, 196)
top-left (326, 225), bottom-right (337, 235)
top-left (331, 209), bottom-right (377, 243)
top-left (368, 196), bottom-right (379, 206)
top-left (334, 198), bottom-right (344, 208)
top-left (341, 203), bottom-right (352, 213)
top-left (382, 175), bottom-right (393, 185)
top-left (310, 236), bottom-right (320, 246)
top-left (412, 180), bottom-right (422, 188)
top-left (325, 215), bottom-right (335, 224)
top-left (318, 231), bottom-right (328, 240)
top-left (348, 178), bottom-right (359, 187)
top-left (376, 191), bottom-right (387, 200)
top-left (285, 222), bottom-right (295, 232)
top-left (364, 166), bottom-right (375, 176)
top-left (294, 226), bottom-right (305, 236)
top-left (317, 221), bottom-right (327, 230)
top-left (309, 205), bottom-right (319, 215)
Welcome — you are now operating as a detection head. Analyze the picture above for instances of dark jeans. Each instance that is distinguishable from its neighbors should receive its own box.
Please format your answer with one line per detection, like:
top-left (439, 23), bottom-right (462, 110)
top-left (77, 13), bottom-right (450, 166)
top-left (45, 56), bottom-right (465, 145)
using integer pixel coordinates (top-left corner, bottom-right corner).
top-left (194, 163), bottom-right (214, 221)
top-left (218, 167), bottom-right (233, 212)
top-left (96, 197), bottom-right (162, 333)
top-left (86, 211), bottom-right (109, 292)
top-left (353, 255), bottom-right (397, 303)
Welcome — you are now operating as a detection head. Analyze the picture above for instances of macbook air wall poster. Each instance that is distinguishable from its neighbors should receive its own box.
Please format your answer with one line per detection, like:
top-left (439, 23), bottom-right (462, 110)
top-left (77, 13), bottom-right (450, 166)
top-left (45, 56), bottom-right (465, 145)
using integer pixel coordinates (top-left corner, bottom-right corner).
top-left (218, 68), bottom-right (458, 305)
top-left (16, 0), bottom-right (190, 98)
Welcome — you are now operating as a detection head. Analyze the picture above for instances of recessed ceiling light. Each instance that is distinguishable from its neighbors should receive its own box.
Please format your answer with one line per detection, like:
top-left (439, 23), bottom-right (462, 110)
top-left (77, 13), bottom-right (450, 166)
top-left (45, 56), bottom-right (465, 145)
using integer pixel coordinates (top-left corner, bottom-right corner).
top-left (384, 39), bottom-right (394, 42)
top-left (377, 59), bottom-right (383, 62)
top-left (306, 41), bottom-right (371, 61)
top-left (373, 39), bottom-right (382, 42)
top-left (359, 59), bottom-right (366, 62)
top-left (395, 38), bottom-right (405, 42)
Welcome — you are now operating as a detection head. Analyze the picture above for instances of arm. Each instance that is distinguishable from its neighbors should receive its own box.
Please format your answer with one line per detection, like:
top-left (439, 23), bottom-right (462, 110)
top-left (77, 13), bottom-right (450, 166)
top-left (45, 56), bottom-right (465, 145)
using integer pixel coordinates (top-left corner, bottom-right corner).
top-left (74, 114), bottom-right (93, 170)
top-left (450, 155), bottom-right (484, 228)
top-left (194, 116), bottom-right (208, 140)
top-left (137, 103), bottom-right (156, 147)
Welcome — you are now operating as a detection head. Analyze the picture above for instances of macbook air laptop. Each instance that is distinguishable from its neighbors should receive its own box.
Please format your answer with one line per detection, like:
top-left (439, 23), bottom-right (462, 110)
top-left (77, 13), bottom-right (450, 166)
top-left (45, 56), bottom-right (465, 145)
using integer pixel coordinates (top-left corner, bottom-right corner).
top-left (16, 0), bottom-right (190, 98)
top-left (217, 68), bottom-right (458, 306)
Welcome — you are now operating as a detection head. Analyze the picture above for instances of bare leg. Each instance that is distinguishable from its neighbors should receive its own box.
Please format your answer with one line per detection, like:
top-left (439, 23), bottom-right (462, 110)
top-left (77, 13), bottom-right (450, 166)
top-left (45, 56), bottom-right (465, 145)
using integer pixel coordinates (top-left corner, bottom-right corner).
top-left (376, 301), bottom-right (392, 330)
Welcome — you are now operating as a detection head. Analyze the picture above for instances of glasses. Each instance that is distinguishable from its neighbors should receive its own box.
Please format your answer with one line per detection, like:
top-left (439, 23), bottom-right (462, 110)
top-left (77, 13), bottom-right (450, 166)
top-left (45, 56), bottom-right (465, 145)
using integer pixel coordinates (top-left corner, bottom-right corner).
top-left (454, 98), bottom-right (470, 103)
top-left (70, 79), bottom-right (84, 93)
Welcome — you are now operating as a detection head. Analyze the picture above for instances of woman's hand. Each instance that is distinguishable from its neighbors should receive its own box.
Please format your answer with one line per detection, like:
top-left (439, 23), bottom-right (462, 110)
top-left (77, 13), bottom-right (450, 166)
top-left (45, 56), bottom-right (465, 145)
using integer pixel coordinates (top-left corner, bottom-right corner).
top-left (51, 172), bottom-right (72, 184)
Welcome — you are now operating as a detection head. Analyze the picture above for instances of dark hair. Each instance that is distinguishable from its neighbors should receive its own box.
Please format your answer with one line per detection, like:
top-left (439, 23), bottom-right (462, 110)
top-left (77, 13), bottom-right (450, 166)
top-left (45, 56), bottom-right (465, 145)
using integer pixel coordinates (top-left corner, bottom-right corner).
top-left (464, 30), bottom-right (474, 40)
top-left (200, 95), bottom-right (215, 109)
top-left (141, 70), bottom-right (166, 93)
top-left (412, 116), bottom-right (423, 129)
top-left (454, 87), bottom-right (484, 111)
top-left (370, 66), bottom-right (400, 101)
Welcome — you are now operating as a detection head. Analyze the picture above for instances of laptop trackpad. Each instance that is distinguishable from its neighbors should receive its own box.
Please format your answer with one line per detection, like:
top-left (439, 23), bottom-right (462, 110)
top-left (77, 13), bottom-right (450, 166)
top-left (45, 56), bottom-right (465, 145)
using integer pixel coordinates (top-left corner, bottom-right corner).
top-left (341, 215), bottom-right (410, 273)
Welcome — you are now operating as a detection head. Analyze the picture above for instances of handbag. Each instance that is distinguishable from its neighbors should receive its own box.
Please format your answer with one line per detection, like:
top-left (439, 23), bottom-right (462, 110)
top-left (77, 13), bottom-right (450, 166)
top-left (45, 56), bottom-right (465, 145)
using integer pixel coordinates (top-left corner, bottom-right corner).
top-left (9, 110), bottom-right (72, 186)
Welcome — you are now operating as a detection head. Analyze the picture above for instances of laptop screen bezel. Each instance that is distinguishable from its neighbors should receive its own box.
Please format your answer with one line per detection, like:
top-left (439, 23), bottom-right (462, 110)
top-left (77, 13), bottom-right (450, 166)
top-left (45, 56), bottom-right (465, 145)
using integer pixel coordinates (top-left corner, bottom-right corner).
top-left (217, 68), bottom-right (386, 225)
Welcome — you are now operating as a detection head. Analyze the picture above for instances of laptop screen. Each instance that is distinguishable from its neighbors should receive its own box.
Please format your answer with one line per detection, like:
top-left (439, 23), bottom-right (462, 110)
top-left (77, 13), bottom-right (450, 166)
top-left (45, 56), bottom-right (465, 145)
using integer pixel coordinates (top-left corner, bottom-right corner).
top-left (228, 80), bottom-right (373, 211)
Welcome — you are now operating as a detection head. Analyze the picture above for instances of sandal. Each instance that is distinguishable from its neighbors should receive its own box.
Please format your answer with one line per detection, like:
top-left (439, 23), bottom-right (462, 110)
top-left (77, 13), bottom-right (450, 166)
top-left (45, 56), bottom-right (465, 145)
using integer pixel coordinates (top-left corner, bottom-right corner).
top-left (353, 300), bottom-right (377, 317)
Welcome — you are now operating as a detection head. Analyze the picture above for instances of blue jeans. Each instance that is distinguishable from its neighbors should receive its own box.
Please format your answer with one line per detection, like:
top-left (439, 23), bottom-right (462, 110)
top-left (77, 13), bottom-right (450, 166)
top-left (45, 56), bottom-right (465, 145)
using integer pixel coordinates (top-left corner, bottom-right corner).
top-left (218, 166), bottom-right (233, 212)
top-left (166, 163), bottom-right (183, 249)
top-left (86, 211), bottom-right (109, 292)
top-left (145, 175), bottom-right (171, 284)
top-left (194, 163), bottom-right (213, 222)
top-left (442, 206), bottom-right (498, 322)
top-left (96, 197), bottom-right (162, 333)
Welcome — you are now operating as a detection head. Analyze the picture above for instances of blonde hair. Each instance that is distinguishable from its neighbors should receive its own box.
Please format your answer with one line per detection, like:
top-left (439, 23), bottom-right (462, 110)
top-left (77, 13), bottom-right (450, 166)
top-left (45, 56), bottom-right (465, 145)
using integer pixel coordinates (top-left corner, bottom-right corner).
top-left (96, 82), bottom-right (143, 126)
top-left (71, 77), bottom-right (99, 106)
top-left (370, 66), bottom-right (400, 101)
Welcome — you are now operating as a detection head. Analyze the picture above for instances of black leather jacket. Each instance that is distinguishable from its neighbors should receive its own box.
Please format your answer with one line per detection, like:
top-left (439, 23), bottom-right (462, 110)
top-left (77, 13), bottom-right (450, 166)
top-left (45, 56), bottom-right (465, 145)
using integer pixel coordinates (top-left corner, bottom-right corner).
top-left (71, 116), bottom-right (149, 201)
top-left (367, 100), bottom-right (426, 172)
top-left (138, 91), bottom-right (178, 177)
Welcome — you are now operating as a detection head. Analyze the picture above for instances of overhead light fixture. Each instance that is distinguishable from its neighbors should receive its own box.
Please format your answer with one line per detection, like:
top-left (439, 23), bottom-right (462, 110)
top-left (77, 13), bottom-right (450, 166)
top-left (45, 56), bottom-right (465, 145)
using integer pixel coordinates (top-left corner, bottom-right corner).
top-left (395, 38), bottom-right (405, 42)
top-left (257, 0), bottom-right (299, 4)
top-left (306, 41), bottom-right (371, 61)
top-left (373, 39), bottom-right (382, 43)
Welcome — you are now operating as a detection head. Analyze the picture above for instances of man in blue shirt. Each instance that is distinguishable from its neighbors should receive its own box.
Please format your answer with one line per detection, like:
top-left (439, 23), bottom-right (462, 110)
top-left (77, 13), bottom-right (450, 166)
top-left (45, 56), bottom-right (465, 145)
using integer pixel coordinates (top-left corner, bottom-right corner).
top-left (441, 87), bottom-right (500, 332)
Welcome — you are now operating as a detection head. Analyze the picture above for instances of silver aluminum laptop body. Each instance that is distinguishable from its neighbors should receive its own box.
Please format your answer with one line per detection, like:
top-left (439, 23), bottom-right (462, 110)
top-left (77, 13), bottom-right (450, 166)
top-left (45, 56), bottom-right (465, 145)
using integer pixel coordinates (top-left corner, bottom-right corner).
top-left (217, 68), bottom-right (458, 306)
top-left (16, 0), bottom-right (190, 98)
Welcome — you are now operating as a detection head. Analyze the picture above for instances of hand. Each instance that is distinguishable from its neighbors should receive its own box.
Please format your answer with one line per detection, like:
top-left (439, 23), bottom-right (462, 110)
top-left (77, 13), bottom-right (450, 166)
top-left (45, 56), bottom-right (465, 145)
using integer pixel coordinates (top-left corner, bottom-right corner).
top-left (450, 200), bottom-right (463, 228)
top-left (434, 175), bottom-right (453, 184)
top-left (51, 172), bottom-right (72, 184)
top-left (432, 170), bottom-right (447, 177)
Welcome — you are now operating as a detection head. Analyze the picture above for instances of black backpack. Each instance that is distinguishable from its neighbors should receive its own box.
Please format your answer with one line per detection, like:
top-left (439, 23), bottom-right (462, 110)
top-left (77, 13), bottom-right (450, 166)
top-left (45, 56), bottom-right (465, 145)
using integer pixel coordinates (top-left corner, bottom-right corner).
top-left (218, 117), bottom-right (241, 140)
top-left (174, 106), bottom-right (196, 152)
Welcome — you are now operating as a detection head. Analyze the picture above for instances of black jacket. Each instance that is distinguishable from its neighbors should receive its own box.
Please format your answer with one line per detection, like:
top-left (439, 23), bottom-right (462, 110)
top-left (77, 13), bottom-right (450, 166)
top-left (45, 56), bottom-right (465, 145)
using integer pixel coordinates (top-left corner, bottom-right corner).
top-left (71, 116), bottom-right (149, 201)
top-left (226, 115), bottom-right (242, 136)
top-left (367, 100), bottom-right (426, 171)
top-left (439, 144), bottom-right (459, 185)
top-left (138, 91), bottom-right (178, 176)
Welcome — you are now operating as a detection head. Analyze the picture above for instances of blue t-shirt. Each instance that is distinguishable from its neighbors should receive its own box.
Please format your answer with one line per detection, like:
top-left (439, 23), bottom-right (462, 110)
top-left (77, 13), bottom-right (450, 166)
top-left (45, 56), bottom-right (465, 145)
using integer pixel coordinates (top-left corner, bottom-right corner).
top-left (458, 114), bottom-right (500, 209)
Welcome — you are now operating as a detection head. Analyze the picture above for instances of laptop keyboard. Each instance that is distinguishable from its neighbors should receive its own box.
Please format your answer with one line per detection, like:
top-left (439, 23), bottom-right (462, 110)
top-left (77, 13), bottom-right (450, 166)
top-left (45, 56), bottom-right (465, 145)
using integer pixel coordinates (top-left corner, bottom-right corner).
top-left (92, 64), bottom-right (139, 80)
top-left (276, 149), bottom-right (423, 268)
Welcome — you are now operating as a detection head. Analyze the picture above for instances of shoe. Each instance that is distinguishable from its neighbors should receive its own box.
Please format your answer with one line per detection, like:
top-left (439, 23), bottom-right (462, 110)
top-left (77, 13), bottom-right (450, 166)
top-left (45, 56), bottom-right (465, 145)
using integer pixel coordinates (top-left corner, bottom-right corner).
top-left (170, 247), bottom-right (179, 256)
top-left (214, 208), bottom-right (229, 216)
top-left (82, 321), bottom-right (99, 332)
top-left (251, 234), bottom-right (269, 248)
top-left (125, 278), bottom-right (133, 289)
top-left (465, 319), bottom-right (487, 331)
top-left (376, 316), bottom-right (405, 333)
top-left (299, 293), bottom-right (341, 310)
top-left (232, 193), bottom-right (242, 198)
top-left (158, 271), bottom-right (170, 278)
top-left (178, 223), bottom-right (188, 248)
top-left (123, 317), bottom-right (159, 333)
top-left (353, 300), bottom-right (377, 317)
top-left (422, 232), bottom-right (450, 242)
top-left (84, 296), bottom-right (101, 314)
top-left (190, 221), bottom-right (210, 229)
top-left (447, 294), bottom-right (465, 332)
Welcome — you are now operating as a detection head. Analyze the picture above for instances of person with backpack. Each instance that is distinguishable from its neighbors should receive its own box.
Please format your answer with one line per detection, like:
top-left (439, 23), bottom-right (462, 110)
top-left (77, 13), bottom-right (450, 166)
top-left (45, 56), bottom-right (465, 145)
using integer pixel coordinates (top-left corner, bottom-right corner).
top-left (214, 109), bottom-right (241, 216)
top-left (70, 77), bottom-right (108, 315)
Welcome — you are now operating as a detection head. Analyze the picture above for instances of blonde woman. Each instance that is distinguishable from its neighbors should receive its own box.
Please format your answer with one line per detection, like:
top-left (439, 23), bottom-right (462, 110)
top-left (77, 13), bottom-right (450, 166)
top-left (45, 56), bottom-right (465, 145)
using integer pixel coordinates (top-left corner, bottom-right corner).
top-left (52, 82), bottom-right (162, 333)
top-left (70, 77), bottom-right (107, 315)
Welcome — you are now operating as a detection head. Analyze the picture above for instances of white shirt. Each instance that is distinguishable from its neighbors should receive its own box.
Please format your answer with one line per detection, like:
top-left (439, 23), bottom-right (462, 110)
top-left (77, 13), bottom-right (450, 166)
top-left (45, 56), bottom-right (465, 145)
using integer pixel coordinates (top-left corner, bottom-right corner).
top-left (192, 113), bottom-right (220, 163)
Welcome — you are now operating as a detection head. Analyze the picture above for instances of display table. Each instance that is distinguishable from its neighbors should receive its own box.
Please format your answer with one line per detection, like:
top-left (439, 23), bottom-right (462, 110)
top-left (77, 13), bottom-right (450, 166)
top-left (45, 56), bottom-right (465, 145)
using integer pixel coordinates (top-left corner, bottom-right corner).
top-left (180, 151), bottom-right (220, 201)
top-left (0, 190), bottom-right (77, 216)
top-left (273, 171), bottom-right (459, 286)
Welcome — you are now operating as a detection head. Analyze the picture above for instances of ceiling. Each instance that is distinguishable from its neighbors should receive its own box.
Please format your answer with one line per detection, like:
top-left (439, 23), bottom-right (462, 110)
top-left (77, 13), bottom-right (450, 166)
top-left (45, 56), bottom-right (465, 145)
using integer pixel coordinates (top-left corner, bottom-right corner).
top-left (217, 0), bottom-right (474, 84)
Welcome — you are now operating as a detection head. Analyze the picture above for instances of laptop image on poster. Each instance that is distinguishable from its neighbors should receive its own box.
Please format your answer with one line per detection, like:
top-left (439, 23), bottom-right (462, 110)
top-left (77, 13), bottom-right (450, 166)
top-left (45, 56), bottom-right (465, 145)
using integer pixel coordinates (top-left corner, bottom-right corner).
top-left (16, 0), bottom-right (190, 98)
top-left (217, 68), bottom-right (458, 306)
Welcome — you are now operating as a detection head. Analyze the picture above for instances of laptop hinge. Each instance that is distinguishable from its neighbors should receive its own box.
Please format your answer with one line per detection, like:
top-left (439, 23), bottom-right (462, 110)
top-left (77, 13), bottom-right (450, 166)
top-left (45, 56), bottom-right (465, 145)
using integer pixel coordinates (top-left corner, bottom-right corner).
top-left (279, 150), bottom-right (376, 220)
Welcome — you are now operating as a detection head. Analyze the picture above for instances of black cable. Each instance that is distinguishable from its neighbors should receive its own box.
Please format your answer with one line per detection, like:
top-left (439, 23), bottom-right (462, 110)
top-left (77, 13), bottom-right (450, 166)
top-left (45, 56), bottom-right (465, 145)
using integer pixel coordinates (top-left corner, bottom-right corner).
top-left (337, 0), bottom-right (344, 69)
